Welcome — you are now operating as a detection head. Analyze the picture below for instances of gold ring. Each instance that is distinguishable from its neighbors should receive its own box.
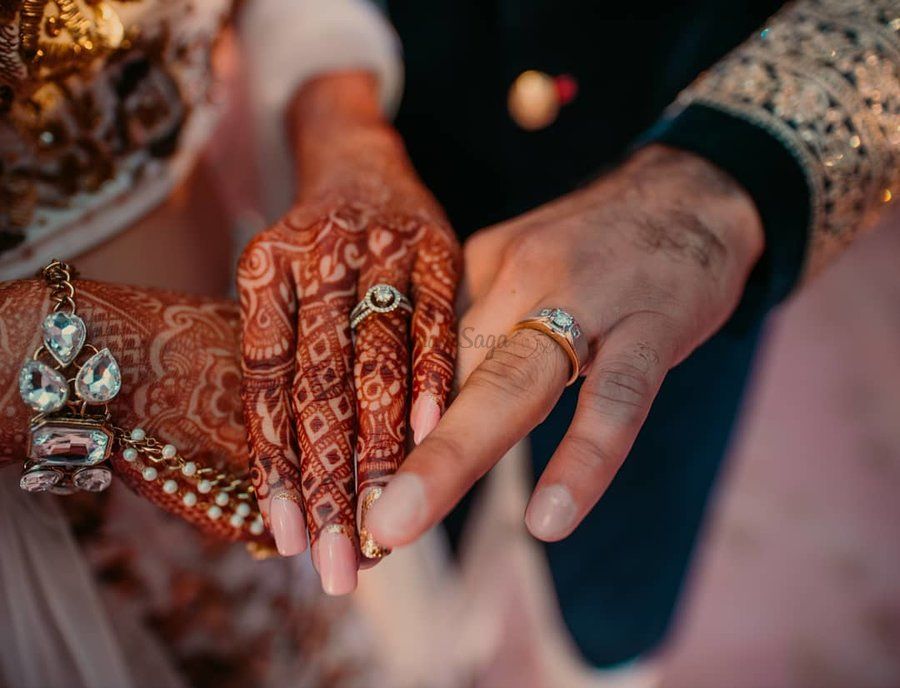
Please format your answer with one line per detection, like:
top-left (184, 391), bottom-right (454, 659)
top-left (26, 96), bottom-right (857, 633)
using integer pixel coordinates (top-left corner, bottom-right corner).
top-left (511, 308), bottom-right (588, 385)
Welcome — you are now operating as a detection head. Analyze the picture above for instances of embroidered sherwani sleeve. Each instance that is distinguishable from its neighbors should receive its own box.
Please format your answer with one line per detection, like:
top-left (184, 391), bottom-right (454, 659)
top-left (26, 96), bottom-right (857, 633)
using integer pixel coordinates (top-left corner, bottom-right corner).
top-left (647, 0), bottom-right (899, 310)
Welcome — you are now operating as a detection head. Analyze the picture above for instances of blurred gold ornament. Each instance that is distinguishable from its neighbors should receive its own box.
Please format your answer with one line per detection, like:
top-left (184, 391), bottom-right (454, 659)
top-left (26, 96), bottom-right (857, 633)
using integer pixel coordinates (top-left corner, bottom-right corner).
top-left (508, 70), bottom-right (559, 131)
top-left (508, 70), bottom-right (578, 131)
top-left (18, 0), bottom-right (124, 75)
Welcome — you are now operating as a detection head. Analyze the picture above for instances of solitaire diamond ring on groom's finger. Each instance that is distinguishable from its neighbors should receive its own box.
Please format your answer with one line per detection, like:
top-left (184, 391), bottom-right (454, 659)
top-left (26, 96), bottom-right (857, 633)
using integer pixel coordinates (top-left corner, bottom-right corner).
top-left (511, 307), bottom-right (589, 385)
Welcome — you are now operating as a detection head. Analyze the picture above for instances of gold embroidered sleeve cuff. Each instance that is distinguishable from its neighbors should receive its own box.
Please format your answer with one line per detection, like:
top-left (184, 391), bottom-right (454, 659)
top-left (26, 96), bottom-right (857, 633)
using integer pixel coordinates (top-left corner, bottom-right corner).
top-left (668, 0), bottom-right (900, 276)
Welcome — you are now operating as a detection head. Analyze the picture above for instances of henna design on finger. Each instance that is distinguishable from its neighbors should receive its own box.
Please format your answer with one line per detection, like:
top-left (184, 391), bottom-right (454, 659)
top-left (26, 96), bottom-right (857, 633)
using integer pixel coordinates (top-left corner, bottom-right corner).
top-left (354, 309), bottom-right (409, 492)
top-left (354, 218), bottom-right (415, 497)
top-left (243, 379), bottom-right (302, 511)
top-left (238, 235), bottom-right (305, 525)
top-left (240, 206), bottom-right (366, 548)
top-left (290, 213), bottom-right (362, 547)
top-left (411, 233), bottom-right (460, 412)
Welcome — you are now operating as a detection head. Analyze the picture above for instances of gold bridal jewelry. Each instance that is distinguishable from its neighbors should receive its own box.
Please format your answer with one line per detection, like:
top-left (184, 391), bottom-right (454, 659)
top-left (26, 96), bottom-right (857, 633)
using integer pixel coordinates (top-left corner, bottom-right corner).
top-left (17, 260), bottom-right (265, 535)
top-left (512, 308), bottom-right (589, 385)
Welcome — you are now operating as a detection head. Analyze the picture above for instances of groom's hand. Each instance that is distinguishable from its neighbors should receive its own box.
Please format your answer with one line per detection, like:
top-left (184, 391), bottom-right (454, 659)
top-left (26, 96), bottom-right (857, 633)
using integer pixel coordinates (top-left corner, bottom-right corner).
top-left (366, 145), bottom-right (764, 546)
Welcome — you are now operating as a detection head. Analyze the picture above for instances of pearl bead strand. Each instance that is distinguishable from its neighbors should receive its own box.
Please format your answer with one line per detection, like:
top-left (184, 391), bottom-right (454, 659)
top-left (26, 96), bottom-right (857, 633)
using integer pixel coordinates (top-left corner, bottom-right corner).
top-left (115, 427), bottom-right (263, 539)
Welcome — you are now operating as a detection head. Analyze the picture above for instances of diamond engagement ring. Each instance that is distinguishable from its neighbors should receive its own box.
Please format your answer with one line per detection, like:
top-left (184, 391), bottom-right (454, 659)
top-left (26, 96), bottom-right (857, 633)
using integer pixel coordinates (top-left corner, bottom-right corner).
top-left (350, 284), bottom-right (413, 330)
top-left (511, 308), bottom-right (589, 385)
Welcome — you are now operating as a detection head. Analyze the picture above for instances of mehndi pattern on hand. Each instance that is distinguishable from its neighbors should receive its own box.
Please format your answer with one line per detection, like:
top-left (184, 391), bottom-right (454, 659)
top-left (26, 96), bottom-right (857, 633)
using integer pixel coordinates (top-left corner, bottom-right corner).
top-left (238, 197), bottom-right (459, 563)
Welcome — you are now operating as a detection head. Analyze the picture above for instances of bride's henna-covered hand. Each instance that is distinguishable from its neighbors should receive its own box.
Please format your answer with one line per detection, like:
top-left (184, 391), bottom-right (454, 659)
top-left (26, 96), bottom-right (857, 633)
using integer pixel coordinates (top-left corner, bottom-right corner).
top-left (238, 72), bottom-right (459, 593)
top-left (0, 279), bottom-right (269, 545)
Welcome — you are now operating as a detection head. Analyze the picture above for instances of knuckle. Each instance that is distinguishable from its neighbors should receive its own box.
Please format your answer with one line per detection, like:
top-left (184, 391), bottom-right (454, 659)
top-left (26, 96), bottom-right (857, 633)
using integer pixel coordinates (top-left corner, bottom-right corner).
top-left (467, 363), bottom-right (526, 399)
top-left (499, 231), bottom-right (545, 276)
top-left (565, 432), bottom-right (618, 477)
top-left (624, 270), bottom-right (679, 312)
top-left (462, 231), bottom-right (491, 264)
top-left (636, 311), bottom-right (687, 362)
top-left (468, 335), bottom-right (546, 397)
top-left (412, 356), bottom-right (453, 393)
top-left (425, 432), bottom-right (484, 486)
top-left (583, 359), bottom-right (654, 423)
top-left (422, 431), bottom-right (464, 465)
top-left (295, 358), bottom-right (350, 403)
top-left (240, 374), bottom-right (287, 399)
top-left (237, 233), bottom-right (277, 280)
top-left (358, 431), bottom-right (404, 461)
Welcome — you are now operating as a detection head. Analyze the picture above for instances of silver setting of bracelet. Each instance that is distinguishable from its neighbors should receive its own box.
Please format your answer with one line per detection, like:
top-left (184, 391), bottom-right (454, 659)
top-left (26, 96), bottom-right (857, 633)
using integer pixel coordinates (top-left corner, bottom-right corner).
top-left (18, 260), bottom-right (121, 493)
top-left (15, 260), bottom-right (266, 538)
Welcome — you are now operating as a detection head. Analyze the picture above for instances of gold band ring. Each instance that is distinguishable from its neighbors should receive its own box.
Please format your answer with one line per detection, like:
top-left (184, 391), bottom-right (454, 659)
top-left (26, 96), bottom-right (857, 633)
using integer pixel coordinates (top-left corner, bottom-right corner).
top-left (511, 308), bottom-right (589, 386)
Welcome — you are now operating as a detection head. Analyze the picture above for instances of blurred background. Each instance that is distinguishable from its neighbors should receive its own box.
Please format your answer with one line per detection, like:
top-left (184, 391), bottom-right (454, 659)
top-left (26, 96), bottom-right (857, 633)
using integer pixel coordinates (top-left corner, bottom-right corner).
top-left (652, 213), bottom-right (900, 688)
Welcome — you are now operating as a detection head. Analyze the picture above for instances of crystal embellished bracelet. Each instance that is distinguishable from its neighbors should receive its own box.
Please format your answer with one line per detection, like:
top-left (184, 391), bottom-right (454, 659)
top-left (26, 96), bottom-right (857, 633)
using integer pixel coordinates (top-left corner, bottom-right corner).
top-left (17, 260), bottom-right (265, 537)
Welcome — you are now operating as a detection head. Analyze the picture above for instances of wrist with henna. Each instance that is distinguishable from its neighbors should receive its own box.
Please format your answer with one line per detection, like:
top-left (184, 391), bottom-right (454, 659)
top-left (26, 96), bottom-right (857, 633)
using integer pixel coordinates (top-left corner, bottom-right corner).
top-left (0, 279), bottom-right (272, 546)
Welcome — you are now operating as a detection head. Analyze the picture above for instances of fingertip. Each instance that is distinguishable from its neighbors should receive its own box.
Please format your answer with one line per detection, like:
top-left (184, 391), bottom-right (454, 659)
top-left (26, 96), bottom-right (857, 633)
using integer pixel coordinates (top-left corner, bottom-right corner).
top-left (365, 473), bottom-right (428, 547)
top-left (270, 493), bottom-right (309, 556)
top-left (410, 395), bottom-right (441, 445)
top-left (525, 484), bottom-right (578, 542)
top-left (315, 526), bottom-right (358, 596)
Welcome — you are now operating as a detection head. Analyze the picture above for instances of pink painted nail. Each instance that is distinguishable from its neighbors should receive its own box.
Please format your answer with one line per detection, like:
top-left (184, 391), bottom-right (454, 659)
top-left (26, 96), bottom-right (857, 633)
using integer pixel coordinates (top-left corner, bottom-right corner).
top-left (410, 395), bottom-right (441, 445)
top-left (525, 485), bottom-right (577, 541)
top-left (270, 494), bottom-right (308, 556)
top-left (365, 473), bottom-right (427, 545)
top-left (315, 526), bottom-right (358, 596)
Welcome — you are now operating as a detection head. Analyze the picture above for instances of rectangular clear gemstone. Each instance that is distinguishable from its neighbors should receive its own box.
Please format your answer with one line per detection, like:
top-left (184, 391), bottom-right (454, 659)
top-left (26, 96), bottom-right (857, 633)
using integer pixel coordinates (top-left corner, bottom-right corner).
top-left (29, 420), bottom-right (113, 466)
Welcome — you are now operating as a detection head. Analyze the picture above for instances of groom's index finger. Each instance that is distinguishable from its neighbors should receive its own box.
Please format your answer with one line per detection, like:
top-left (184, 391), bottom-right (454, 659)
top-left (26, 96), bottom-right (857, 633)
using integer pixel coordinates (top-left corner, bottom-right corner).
top-left (365, 327), bottom-right (569, 547)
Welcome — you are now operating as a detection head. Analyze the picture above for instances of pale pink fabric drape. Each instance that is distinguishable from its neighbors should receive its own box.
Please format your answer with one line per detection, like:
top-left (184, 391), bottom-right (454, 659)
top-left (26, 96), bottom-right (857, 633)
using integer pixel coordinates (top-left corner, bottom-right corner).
top-left (0, 467), bottom-right (138, 688)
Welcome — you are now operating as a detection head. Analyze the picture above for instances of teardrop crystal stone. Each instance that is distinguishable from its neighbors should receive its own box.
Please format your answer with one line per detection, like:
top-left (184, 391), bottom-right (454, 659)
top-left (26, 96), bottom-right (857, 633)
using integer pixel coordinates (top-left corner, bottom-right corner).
top-left (19, 361), bottom-right (69, 413)
top-left (42, 311), bottom-right (86, 366)
top-left (75, 348), bottom-right (122, 403)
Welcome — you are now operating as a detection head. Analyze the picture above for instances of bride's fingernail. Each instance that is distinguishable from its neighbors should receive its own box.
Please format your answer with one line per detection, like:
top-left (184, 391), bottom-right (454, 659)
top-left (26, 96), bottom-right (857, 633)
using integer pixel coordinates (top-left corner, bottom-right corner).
top-left (366, 473), bottom-right (426, 545)
top-left (358, 487), bottom-right (391, 560)
top-left (270, 493), bottom-right (308, 556)
top-left (525, 485), bottom-right (577, 541)
top-left (315, 525), bottom-right (358, 596)
top-left (410, 395), bottom-right (441, 445)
